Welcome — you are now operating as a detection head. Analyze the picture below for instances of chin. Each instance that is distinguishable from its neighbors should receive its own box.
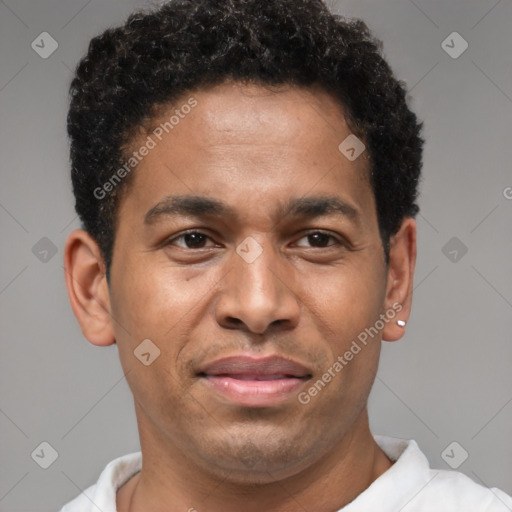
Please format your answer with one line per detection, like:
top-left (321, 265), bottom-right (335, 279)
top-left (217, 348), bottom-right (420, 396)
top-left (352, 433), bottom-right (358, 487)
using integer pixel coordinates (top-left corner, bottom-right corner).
top-left (193, 430), bottom-right (317, 483)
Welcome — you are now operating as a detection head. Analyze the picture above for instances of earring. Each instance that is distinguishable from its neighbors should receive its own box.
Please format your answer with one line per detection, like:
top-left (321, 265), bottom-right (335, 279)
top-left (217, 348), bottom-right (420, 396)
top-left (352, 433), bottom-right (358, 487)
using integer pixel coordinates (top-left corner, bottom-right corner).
top-left (397, 320), bottom-right (406, 327)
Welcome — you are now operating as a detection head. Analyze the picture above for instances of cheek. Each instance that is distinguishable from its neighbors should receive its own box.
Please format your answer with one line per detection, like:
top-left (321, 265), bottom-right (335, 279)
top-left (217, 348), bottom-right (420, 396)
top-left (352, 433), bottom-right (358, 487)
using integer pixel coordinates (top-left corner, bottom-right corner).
top-left (109, 257), bottom-right (219, 391)
top-left (305, 260), bottom-right (386, 404)
top-left (301, 275), bottom-right (383, 420)
top-left (304, 258), bottom-right (386, 345)
top-left (109, 264), bottom-right (195, 412)
top-left (111, 257), bottom-right (198, 337)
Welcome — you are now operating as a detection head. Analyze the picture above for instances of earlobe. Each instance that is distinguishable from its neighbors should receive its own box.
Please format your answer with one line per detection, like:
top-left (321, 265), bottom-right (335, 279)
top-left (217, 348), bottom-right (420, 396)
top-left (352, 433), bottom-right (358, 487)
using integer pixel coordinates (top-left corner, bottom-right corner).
top-left (381, 217), bottom-right (417, 342)
top-left (63, 229), bottom-right (116, 346)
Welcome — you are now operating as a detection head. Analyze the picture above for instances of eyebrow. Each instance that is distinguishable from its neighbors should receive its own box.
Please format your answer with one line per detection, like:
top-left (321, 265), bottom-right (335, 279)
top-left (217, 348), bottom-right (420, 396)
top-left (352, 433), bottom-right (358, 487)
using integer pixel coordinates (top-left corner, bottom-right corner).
top-left (282, 196), bottom-right (360, 223)
top-left (144, 194), bottom-right (360, 225)
top-left (144, 195), bottom-right (234, 225)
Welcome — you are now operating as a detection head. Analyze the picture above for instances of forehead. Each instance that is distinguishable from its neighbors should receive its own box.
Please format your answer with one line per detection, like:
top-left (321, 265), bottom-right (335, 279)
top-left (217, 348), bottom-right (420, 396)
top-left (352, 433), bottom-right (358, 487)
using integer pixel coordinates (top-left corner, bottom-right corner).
top-left (146, 82), bottom-right (363, 158)
top-left (118, 81), bottom-right (375, 228)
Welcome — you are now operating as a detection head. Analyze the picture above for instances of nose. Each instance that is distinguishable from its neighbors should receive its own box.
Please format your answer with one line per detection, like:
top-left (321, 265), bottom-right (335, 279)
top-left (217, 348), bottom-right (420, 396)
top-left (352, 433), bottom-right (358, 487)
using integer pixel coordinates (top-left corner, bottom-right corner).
top-left (215, 240), bottom-right (300, 335)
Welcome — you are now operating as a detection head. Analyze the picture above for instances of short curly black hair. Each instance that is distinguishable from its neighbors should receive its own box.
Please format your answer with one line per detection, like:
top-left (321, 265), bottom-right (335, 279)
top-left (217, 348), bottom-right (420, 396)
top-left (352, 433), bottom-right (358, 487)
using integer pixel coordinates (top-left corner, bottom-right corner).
top-left (68, 0), bottom-right (423, 280)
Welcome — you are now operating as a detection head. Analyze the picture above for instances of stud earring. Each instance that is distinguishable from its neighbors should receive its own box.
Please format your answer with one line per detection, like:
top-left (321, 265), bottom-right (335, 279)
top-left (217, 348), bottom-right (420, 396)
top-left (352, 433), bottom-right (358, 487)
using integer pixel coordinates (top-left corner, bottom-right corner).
top-left (397, 320), bottom-right (406, 327)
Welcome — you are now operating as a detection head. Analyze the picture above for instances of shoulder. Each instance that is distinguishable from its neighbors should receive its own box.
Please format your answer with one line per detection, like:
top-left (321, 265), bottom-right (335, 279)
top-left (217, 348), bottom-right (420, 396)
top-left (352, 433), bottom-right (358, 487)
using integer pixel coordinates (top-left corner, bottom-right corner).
top-left (58, 452), bottom-right (142, 512)
top-left (59, 484), bottom-right (97, 512)
top-left (371, 436), bottom-right (512, 511)
top-left (415, 468), bottom-right (512, 511)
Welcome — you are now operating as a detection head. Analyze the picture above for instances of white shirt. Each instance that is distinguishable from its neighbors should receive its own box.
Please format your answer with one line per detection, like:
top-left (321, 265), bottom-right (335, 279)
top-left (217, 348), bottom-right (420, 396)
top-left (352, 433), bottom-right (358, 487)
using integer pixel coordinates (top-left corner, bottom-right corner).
top-left (60, 435), bottom-right (512, 511)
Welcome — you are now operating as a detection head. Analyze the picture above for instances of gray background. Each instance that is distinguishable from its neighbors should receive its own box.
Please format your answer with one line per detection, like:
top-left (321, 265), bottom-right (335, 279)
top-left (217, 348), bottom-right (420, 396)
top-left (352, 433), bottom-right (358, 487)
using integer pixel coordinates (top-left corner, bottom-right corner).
top-left (0, 0), bottom-right (511, 510)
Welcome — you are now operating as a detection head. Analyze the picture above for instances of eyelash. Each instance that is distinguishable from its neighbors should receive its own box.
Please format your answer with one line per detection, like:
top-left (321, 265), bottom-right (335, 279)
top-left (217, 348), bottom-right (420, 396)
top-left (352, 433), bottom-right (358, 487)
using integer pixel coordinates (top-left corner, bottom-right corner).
top-left (165, 229), bottom-right (346, 249)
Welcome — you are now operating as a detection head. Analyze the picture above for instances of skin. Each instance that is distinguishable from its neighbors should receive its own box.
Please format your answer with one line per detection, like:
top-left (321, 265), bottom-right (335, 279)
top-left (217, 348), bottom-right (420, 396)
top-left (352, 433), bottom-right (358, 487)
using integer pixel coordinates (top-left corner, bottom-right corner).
top-left (64, 81), bottom-right (416, 512)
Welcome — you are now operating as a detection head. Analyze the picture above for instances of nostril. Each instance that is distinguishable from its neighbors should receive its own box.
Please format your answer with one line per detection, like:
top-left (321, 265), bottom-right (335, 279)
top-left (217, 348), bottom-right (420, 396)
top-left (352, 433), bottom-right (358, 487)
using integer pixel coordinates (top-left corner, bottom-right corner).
top-left (226, 317), bottom-right (243, 326)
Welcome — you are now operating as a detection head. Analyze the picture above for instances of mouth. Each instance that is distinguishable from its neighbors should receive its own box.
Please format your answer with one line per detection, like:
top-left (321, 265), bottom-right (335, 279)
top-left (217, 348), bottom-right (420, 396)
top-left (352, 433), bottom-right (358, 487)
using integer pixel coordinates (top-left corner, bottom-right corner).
top-left (197, 355), bottom-right (312, 407)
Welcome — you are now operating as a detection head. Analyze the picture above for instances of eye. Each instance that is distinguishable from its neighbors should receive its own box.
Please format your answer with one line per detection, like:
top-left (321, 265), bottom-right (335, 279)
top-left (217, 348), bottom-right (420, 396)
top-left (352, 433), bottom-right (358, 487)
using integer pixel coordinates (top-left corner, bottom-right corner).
top-left (294, 231), bottom-right (342, 248)
top-left (167, 230), bottom-right (217, 249)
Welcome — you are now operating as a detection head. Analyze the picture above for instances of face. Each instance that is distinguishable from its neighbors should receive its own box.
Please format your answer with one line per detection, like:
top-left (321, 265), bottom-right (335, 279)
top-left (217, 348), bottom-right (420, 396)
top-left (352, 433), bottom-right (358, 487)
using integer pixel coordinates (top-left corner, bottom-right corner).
top-left (98, 82), bottom-right (398, 481)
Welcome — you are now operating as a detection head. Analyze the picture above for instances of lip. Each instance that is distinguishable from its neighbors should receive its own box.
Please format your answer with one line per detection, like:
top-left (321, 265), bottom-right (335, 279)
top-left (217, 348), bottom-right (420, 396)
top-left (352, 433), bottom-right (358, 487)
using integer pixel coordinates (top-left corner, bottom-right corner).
top-left (198, 355), bottom-right (312, 407)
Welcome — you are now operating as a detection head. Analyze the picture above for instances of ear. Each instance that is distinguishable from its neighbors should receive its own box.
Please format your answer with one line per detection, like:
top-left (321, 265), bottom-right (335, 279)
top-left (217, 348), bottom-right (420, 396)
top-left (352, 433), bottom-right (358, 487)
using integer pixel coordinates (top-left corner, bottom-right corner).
top-left (63, 229), bottom-right (115, 346)
top-left (381, 217), bottom-right (417, 342)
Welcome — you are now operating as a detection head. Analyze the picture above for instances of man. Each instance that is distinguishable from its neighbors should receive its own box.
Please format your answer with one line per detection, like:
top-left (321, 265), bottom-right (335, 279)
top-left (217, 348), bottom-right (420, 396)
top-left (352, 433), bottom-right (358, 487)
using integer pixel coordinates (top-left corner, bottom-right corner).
top-left (60, 0), bottom-right (512, 510)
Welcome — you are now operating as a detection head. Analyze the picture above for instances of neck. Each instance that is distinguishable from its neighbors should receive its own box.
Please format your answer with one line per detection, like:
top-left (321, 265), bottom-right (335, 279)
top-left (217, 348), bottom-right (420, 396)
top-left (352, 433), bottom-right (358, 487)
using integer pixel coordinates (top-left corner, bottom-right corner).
top-left (117, 408), bottom-right (392, 512)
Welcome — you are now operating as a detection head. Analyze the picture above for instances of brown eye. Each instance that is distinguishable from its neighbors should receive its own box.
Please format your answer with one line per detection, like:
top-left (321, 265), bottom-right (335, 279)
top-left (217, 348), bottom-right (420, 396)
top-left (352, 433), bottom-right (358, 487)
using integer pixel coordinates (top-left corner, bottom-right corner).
top-left (295, 231), bottom-right (340, 248)
top-left (307, 233), bottom-right (332, 247)
top-left (167, 231), bottom-right (215, 249)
